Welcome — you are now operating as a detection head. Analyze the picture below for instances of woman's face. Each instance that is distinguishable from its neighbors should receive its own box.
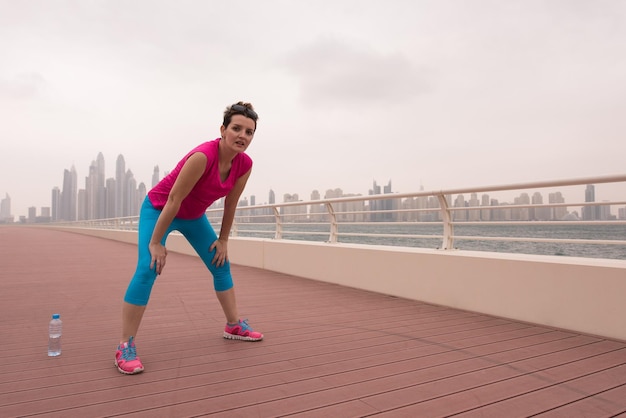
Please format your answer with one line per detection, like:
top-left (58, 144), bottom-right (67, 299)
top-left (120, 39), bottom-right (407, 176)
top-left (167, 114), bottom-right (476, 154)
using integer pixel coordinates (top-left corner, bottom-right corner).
top-left (220, 114), bottom-right (256, 152)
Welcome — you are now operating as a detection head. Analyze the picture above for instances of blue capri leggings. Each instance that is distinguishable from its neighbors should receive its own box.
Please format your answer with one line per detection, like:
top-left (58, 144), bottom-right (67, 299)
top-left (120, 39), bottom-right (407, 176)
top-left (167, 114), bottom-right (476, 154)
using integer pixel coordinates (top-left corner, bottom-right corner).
top-left (124, 197), bottom-right (234, 306)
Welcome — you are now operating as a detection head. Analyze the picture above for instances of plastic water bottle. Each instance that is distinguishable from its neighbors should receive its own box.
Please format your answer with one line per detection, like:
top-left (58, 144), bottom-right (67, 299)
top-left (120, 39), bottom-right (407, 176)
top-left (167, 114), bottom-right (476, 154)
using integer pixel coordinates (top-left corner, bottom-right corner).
top-left (48, 314), bottom-right (62, 356)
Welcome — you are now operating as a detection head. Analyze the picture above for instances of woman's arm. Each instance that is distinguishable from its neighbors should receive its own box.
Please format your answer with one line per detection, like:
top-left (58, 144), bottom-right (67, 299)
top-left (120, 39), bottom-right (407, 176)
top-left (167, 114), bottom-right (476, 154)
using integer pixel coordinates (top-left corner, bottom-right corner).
top-left (210, 168), bottom-right (251, 266)
top-left (150, 152), bottom-right (207, 274)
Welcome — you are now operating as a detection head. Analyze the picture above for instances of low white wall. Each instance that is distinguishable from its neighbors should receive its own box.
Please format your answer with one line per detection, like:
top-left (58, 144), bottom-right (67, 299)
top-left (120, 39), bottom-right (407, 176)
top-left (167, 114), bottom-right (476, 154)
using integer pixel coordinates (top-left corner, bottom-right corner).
top-left (51, 227), bottom-right (626, 341)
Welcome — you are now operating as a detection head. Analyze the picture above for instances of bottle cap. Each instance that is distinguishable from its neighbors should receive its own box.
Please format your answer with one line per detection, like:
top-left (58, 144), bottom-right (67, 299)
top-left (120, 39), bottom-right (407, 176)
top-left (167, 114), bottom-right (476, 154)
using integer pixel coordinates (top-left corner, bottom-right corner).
top-left (52, 314), bottom-right (60, 319)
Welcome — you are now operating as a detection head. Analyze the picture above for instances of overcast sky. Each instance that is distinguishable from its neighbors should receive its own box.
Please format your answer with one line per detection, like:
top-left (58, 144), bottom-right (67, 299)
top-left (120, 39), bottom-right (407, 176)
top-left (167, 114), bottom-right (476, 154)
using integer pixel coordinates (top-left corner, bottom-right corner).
top-left (1, 0), bottom-right (625, 218)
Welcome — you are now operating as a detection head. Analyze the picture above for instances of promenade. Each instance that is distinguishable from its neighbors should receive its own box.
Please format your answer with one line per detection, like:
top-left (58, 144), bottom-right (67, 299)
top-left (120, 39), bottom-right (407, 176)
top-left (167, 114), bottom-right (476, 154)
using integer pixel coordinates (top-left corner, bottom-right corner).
top-left (1, 226), bottom-right (626, 417)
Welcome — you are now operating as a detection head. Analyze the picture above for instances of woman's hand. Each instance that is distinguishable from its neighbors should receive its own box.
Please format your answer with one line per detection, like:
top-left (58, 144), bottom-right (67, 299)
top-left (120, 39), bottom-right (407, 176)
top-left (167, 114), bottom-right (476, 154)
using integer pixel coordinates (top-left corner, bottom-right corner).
top-left (210, 239), bottom-right (228, 267)
top-left (149, 242), bottom-right (168, 275)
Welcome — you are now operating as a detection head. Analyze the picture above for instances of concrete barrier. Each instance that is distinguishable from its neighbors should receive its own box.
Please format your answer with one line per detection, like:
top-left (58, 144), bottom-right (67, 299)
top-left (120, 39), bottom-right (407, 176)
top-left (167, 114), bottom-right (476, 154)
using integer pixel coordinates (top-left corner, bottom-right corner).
top-left (48, 227), bottom-right (626, 341)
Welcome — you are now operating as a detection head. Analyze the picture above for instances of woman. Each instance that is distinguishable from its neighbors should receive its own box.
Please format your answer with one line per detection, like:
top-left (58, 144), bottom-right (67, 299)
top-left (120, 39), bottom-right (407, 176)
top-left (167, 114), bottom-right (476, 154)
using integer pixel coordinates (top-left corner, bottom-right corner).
top-left (115, 102), bottom-right (262, 375)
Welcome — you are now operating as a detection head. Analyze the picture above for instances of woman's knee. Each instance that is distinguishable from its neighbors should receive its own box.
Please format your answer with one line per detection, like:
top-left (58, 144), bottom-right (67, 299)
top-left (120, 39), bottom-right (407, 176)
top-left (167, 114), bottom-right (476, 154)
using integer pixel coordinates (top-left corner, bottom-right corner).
top-left (212, 268), bottom-right (234, 291)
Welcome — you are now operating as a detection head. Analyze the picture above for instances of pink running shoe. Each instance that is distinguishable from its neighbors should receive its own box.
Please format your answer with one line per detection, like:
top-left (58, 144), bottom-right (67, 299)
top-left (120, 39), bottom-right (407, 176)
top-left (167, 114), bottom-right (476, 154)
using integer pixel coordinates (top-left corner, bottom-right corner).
top-left (115, 336), bottom-right (144, 375)
top-left (224, 319), bottom-right (264, 341)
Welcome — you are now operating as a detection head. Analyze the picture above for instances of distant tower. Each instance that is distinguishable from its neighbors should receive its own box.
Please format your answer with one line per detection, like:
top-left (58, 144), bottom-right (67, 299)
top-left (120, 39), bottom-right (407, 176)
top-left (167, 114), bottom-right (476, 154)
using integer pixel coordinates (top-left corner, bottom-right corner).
top-left (152, 165), bottom-right (160, 188)
top-left (585, 184), bottom-right (595, 202)
top-left (51, 187), bottom-right (61, 221)
top-left (125, 169), bottom-right (137, 216)
top-left (136, 182), bottom-right (147, 216)
top-left (0, 193), bottom-right (11, 221)
top-left (115, 155), bottom-right (126, 217)
top-left (61, 165), bottom-right (77, 221)
top-left (96, 152), bottom-right (106, 219)
top-left (105, 178), bottom-right (116, 218)
top-left (369, 180), bottom-right (394, 221)
top-left (549, 192), bottom-right (566, 220)
top-left (268, 189), bottom-right (275, 204)
top-left (583, 184), bottom-right (596, 220)
top-left (86, 160), bottom-right (98, 220)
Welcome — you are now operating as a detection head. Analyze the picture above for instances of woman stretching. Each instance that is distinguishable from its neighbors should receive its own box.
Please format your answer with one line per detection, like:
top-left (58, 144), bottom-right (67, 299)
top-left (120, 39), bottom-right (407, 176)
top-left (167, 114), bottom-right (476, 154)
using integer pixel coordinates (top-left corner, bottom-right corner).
top-left (115, 102), bottom-right (263, 375)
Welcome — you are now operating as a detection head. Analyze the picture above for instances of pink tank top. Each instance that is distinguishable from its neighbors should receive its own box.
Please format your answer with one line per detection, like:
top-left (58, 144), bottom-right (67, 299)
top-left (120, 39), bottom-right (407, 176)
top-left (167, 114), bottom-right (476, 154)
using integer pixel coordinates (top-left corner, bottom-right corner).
top-left (148, 139), bottom-right (252, 219)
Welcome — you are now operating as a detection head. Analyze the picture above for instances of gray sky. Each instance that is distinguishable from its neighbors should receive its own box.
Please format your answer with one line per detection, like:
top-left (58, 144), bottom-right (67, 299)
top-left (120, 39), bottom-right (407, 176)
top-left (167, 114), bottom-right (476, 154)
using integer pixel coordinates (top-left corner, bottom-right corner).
top-left (1, 0), bottom-right (626, 218)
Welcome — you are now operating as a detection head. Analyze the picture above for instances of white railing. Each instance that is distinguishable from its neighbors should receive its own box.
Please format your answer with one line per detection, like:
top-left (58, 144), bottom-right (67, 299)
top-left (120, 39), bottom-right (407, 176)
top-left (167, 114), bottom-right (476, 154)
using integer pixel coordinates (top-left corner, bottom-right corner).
top-left (50, 174), bottom-right (626, 260)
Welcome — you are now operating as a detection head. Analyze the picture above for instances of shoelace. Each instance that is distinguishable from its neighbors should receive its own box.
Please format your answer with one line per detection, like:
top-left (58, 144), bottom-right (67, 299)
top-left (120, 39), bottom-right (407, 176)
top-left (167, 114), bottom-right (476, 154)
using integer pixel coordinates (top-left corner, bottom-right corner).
top-left (239, 319), bottom-right (251, 331)
top-left (120, 338), bottom-right (138, 360)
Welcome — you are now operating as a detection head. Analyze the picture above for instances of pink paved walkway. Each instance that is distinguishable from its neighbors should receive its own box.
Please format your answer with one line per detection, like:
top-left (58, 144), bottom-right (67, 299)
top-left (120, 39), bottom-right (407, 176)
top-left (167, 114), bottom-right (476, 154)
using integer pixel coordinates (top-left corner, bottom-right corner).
top-left (1, 226), bottom-right (625, 417)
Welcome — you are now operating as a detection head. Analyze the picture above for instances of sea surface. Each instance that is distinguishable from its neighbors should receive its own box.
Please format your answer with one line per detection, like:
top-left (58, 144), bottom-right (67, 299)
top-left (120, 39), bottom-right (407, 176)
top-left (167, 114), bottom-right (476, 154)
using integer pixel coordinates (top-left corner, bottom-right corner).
top-left (236, 223), bottom-right (626, 260)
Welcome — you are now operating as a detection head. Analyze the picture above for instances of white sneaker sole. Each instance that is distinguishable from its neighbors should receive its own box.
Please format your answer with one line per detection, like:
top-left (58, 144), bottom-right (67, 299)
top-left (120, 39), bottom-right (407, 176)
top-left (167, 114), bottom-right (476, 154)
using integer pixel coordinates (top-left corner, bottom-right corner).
top-left (115, 360), bottom-right (144, 375)
top-left (223, 332), bottom-right (263, 341)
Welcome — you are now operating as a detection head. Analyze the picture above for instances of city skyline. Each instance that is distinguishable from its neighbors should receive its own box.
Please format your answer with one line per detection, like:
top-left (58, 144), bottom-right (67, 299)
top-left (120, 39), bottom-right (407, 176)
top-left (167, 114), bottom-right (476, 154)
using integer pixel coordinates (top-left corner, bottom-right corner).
top-left (1, 152), bottom-right (624, 223)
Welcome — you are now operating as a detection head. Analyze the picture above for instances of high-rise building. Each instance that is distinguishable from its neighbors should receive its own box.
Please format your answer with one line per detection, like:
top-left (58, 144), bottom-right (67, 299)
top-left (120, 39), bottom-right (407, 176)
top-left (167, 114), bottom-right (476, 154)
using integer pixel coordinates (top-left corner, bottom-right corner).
top-left (125, 170), bottom-right (137, 217)
top-left (0, 193), bottom-right (12, 222)
top-left (369, 180), bottom-right (396, 221)
top-left (599, 201), bottom-right (612, 220)
top-left (548, 192), bottom-right (567, 220)
top-left (531, 192), bottom-right (550, 221)
top-left (583, 184), bottom-right (598, 220)
top-left (468, 193), bottom-right (480, 221)
top-left (115, 155), bottom-right (126, 217)
top-left (60, 165), bottom-right (77, 221)
top-left (309, 190), bottom-right (325, 222)
top-left (282, 193), bottom-right (306, 220)
top-left (77, 188), bottom-right (87, 221)
top-left (137, 182), bottom-right (147, 215)
top-left (86, 161), bottom-right (99, 220)
top-left (453, 194), bottom-right (467, 221)
top-left (152, 165), bottom-right (160, 188)
top-left (105, 178), bottom-right (116, 218)
top-left (51, 187), bottom-right (61, 221)
top-left (480, 193), bottom-right (491, 221)
top-left (95, 152), bottom-right (106, 219)
top-left (513, 193), bottom-right (531, 221)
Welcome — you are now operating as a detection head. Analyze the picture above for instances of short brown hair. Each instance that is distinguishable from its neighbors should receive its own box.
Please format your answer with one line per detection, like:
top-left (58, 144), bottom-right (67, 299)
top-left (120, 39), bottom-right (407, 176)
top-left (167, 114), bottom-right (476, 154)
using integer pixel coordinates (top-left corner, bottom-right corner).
top-left (223, 101), bottom-right (258, 130)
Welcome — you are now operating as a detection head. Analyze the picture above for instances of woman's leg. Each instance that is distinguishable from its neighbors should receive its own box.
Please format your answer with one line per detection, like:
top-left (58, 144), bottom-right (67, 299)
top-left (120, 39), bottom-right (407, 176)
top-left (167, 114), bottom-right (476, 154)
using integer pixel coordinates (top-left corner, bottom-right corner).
top-left (178, 216), bottom-right (239, 321)
top-left (215, 288), bottom-right (239, 324)
top-left (121, 197), bottom-right (170, 342)
top-left (121, 302), bottom-right (147, 342)
top-left (179, 215), bottom-right (263, 341)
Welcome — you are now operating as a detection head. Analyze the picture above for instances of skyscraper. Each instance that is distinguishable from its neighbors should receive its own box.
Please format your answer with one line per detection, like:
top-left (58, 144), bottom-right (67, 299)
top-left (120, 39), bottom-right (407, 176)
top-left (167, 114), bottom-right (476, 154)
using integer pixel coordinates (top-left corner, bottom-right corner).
top-left (0, 193), bottom-right (11, 222)
top-left (115, 155), bottom-right (126, 217)
top-left (369, 180), bottom-right (395, 221)
top-left (151, 165), bottom-right (160, 188)
top-left (549, 191), bottom-right (567, 220)
top-left (95, 152), bottom-right (106, 219)
top-left (51, 187), bottom-right (61, 221)
top-left (125, 169), bottom-right (137, 217)
top-left (86, 160), bottom-right (99, 220)
top-left (105, 178), bottom-right (116, 218)
top-left (583, 184), bottom-right (598, 220)
top-left (60, 165), bottom-right (77, 221)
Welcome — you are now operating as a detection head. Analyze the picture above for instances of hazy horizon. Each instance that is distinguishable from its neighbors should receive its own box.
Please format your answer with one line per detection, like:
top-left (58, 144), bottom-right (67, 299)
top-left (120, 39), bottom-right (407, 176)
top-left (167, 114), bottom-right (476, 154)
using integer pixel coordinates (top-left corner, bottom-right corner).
top-left (3, 147), bottom-right (623, 220)
top-left (2, 0), bottom-right (626, 218)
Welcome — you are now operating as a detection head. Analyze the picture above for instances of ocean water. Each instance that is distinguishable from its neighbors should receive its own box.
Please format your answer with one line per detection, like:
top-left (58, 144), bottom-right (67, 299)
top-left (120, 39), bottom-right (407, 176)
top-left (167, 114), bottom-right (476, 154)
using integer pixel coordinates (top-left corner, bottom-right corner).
top-left (236, 223), bottom-right (626, 260)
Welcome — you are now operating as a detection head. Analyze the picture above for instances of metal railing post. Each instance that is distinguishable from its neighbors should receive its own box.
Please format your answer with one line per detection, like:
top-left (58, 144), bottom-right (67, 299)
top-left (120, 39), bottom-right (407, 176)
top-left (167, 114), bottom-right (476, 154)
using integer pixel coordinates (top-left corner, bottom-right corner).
top-left (273, 207), bottom-right (282, 239)
top-left (325, 202), bottom-right (339, 243)
top-left (437, 193), bottom-right (454, 250)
